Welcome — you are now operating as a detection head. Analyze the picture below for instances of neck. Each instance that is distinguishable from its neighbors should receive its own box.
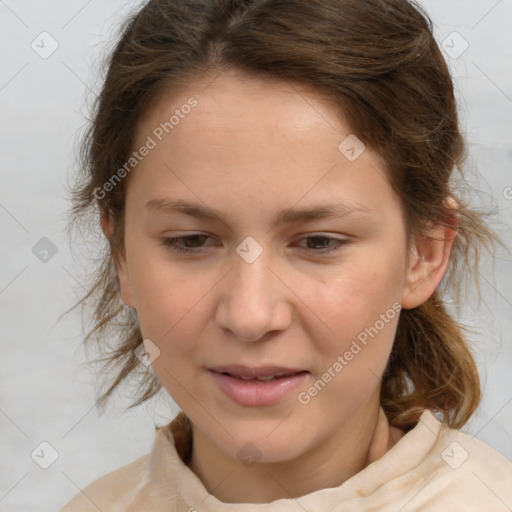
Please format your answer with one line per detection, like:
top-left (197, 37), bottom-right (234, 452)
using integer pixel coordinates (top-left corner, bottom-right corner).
top-left (187, 397), bottom-right (404, 504)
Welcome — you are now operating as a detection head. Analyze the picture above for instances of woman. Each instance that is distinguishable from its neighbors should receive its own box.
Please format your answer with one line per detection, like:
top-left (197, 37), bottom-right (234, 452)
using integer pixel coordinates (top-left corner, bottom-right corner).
top-left (61, 0), bottom-right (511, 510)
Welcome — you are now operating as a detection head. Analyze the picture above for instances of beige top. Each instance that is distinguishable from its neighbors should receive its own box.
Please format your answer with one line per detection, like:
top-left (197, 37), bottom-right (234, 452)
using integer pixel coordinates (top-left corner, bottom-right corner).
top-left (60, 409), bottom-right (512, 511)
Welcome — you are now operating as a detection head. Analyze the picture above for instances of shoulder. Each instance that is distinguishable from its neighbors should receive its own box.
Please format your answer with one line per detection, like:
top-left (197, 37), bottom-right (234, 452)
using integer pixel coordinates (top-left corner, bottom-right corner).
top-left (432, 420), bottom-right (511, 492)
top-left (59, 454), bottom-right (153, 512)
top-left (59, 416), bottom-right (189, 512)
top-left (394, 411), bottom-right (512, 511)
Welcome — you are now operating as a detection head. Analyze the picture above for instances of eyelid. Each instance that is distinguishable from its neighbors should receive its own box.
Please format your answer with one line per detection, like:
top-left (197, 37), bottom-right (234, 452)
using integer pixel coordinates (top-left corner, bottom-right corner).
top-left (292, 233), bottom-right (350, 253)
top-left (160, 233), bottom-right (217, 253)
top-left (160, 232), bottom-right (350, 255)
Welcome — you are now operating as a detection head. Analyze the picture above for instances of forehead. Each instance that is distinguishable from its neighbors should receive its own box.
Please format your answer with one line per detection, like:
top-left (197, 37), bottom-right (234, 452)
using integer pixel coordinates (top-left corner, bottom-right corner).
top-left (128, 70), bottom-right (396, 221)
top-left (138, 69), bottom-right (350, 154)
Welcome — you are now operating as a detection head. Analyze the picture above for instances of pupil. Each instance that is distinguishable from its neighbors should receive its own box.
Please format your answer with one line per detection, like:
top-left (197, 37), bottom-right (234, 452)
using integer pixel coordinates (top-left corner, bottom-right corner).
top-left (308, 236), bottom-right (328, 249)
top-left (186, 235), bottom-right (205, 247)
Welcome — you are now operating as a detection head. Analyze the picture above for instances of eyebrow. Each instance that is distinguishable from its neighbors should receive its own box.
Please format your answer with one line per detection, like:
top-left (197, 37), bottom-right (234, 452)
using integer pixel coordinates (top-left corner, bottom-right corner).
top-left (145, 198), bottom-right (374, 226)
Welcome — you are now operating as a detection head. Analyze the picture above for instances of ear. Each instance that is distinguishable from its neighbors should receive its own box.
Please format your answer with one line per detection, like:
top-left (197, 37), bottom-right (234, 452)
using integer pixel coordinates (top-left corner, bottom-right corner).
top-left (401, 201), bottom-right (458, 310)
top-left (100, 209), bottom-right (136, 308)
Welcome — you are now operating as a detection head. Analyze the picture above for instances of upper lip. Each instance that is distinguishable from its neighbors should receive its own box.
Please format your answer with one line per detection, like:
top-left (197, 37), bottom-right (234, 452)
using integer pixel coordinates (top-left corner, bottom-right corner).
top-left (209, 365), bottom-right (306, 378)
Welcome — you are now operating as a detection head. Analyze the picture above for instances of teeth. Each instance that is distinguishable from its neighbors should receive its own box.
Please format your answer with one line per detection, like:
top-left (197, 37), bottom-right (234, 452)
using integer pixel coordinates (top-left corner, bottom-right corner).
top-left (225, 372), bottom-right (299, 381)
top-left (232, 374), bottom-right (289, 381)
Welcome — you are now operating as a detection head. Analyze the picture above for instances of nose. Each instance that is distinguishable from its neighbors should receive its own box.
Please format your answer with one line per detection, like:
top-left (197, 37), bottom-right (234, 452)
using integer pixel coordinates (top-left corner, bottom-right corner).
top-left (214, 248), bottom-right (292, 342)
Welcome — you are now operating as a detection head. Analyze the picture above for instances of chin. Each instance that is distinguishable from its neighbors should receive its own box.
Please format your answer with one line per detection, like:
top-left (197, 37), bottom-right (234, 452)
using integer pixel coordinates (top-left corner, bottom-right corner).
top-left (219, 431), bottom-right (310, 466)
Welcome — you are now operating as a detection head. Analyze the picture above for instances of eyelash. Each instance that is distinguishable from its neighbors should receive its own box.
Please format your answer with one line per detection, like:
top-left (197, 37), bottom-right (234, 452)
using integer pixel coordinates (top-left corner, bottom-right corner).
top-left (160, 234), bottom-right (349, 254)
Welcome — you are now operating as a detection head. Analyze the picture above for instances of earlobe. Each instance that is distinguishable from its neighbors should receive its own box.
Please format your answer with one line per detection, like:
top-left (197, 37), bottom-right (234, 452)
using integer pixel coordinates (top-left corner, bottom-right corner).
top-left (100, 209), bottom-right (136, 308)
top-left (401, 220), bottom-right (458, 310)
top-left (100, 208), bottom-right (113, 239)
top-left (116, 257), bottom-right (136, 309)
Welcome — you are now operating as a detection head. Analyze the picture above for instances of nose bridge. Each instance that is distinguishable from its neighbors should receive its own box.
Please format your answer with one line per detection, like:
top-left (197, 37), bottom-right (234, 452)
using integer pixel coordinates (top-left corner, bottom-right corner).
top-left (234, 248), bottom-right (271, 300)
top-left (216, 242), bottom-right (290, 342)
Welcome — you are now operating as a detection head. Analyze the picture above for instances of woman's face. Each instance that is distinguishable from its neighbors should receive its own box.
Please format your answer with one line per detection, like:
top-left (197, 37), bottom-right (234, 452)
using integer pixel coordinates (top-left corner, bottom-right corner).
top-left (114, 70), bottom-right (425, 462)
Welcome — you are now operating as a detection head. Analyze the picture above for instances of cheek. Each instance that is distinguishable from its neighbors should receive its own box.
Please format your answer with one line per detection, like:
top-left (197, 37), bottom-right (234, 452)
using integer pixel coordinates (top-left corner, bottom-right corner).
top-left (302, 274), bottom-right (401, 414)
top-left (294, 251), bottom-right (404, 379)
top-left (125, 251), bottom-right (210, 376)
top-left (302, 256), bottom-right (403, 335)
top-left (132, 263), bottom-right (207, 401)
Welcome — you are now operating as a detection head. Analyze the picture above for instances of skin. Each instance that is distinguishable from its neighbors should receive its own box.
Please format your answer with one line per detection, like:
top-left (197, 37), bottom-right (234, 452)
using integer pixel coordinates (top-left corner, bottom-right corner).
top-left (101, 68), bottom-right (456, 503)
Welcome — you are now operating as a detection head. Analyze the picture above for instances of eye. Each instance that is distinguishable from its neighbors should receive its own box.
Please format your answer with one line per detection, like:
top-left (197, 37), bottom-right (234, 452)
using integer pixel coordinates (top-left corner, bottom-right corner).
top-left (160, 234), bottom-right (213, 253)
top-left (160, 233), bottom-right (349, 255)
top-left (294, 234), bottom-right (349, 254)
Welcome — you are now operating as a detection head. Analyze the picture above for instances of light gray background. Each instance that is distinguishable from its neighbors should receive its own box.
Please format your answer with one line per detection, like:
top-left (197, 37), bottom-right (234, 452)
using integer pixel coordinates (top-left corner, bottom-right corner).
top-left (1, 1), bottom-right (511, 510)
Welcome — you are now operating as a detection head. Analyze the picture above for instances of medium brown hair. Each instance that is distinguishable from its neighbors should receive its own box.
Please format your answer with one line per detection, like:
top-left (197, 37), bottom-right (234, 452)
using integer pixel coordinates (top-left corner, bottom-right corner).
top-left (65, 0), bottom-right (501, 429)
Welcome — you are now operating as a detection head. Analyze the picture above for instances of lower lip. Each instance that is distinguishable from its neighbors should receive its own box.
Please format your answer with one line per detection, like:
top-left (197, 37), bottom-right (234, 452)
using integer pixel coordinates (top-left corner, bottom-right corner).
top-left (209, 370), bottom-right (308, 407)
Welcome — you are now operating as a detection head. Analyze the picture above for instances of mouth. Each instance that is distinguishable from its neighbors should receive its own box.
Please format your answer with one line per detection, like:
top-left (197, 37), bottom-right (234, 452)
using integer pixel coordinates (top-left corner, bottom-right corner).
top-left (215, 372), bottom-right (308, 383)
top-left (209, 365), bottom-right (308, 381)
top-left (208, 365), bottom-right (309, 407)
